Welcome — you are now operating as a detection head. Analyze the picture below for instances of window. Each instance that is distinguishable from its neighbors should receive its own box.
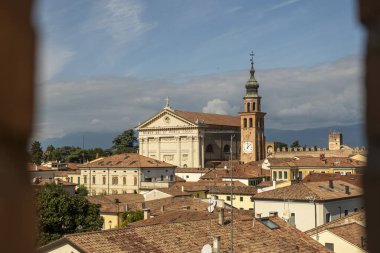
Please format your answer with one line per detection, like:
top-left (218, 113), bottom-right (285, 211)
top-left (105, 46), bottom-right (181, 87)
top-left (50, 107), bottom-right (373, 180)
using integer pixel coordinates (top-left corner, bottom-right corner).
top-left (273, 171), bottom-right (277, 181)
top-left (134, 176), bottom-right (138, 185)
top-left (279, 171), bottom-right (283, 179)
top-left (70, 177), bottom-right (73, 182)
top-left (206, 144), bottom-right (213, 153)
top-left (163, 155), bottom-right (174, 161)
top-left (92, 175), bottom-right (96, 184)
top-left (344, 210), bottom-right (349, 216)
top-left (123, 176), bottom-right (126, 185)
top-left (112, 176), bottom-right (118, 185)
top-left (354, 208), bottom-right (358, 212)
top-left (223, 145), bottom-right (230, 153)
top-left (83, 175), bottom-right (87, 184)
top-left (226, 196), bottom-right (231, 201)
top-left (325, 243), bottom-right (334, 251)
top-left (186, 175), bottom-right (189, 178)
top-left (284, 171), bottom-right (288, 179)
top-left (240, 197), bottom-right (243, 202)
top-left (170, 175), bottom-right (174, 181)
top-left (325, 213), bottom-right (331, 223)
top-left (102, 176), bottom-right (106, 185)
top-left (249, 118), bottom-right (253, 128)
top-left (246, 102), bottom-right (250, 112)
top-left (252, 102), bottom-right (256, 111)
top-left (182, 154), bottom-right (188, 161)
top-left (160, 175), bottom-right (164, 181)
top-left (112, 190), bottom-right (118, 194)
top-left (243, 118), bottom-right (247, 128)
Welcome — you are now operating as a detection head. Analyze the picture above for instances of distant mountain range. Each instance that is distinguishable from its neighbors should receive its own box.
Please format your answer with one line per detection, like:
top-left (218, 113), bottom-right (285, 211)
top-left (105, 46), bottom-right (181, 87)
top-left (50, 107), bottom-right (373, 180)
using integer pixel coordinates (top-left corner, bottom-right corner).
top-left (41, 123), bottom-right (366, 149)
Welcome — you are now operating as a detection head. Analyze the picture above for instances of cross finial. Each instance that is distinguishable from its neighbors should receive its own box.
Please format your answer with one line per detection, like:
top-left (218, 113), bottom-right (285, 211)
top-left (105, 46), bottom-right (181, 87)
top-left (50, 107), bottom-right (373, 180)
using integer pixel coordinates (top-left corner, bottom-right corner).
top-left (164, 97), bottom-right (170, 107)
top-left (250, 51), bottom-right (255, 68)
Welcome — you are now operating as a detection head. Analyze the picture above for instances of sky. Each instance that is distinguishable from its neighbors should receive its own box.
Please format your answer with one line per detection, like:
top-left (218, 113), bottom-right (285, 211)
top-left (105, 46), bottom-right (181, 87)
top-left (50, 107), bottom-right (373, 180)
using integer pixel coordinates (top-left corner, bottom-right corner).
top-left (34, 0), bottom-right (365, 142)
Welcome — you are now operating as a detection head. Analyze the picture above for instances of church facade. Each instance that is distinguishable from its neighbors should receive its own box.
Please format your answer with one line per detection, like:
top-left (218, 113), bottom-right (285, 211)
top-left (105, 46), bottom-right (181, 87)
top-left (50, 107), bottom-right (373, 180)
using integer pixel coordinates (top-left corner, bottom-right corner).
top-left (136, 106), bottom-right (241, 168)
top-left (137, 55), bottom-right (265, 168)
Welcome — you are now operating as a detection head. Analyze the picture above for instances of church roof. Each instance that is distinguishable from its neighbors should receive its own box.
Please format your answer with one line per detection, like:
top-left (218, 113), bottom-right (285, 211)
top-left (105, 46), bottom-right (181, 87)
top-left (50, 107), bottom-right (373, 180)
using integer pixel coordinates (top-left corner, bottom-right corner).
top-left (174, 110), bottom-right (240, 127)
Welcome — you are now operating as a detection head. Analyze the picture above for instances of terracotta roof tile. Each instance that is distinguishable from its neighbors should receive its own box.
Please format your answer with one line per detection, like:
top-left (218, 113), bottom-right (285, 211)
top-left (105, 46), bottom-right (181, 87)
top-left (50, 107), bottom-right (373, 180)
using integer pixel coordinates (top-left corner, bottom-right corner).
top-left (48, 214), bottom-right (332, 253)
top-left (270, 156), bottom-right (366, 168)
top-left (303, 172), bottom-right (363, 187)
top-left (174, 110), bottom-right (240, 127)
top-left (253, 181), bottom-right (362, 202)
top-left (79, 153), bottom-right (176, 168)
top-left (327, 223), bottom-right (367, 250)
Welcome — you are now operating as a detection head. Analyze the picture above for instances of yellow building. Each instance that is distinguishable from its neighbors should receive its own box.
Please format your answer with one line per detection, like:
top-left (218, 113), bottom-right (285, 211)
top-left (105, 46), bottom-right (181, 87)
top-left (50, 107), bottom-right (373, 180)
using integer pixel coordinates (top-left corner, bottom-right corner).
top-left (207, 186), bottom-right (257, 210)
top-left (269, 156), bottom-right (365, 182)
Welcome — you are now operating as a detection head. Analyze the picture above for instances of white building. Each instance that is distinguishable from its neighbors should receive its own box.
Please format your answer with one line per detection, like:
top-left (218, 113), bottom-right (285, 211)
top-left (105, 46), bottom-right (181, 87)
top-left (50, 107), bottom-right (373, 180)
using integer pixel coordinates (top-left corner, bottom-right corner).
top-left (252, 180), bottom-right (363, 231)
top-left (306, 210), bottom-right (367, 253)
top-left (175, 167), bottom-right (210, 182)
top-left (79, 153), bottom-right (176, 195)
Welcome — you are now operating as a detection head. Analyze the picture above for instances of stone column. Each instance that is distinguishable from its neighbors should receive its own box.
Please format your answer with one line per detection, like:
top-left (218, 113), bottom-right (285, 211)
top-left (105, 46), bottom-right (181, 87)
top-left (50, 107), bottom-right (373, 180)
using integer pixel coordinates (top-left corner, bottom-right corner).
top-left (201, 136), bottom-right (205, 168)
top-left (190, 136), bottom-right (194, 167)
top-left (177, 136), bottom-right (181, 167)
top-left (157, 137), bottom-right (160, 160)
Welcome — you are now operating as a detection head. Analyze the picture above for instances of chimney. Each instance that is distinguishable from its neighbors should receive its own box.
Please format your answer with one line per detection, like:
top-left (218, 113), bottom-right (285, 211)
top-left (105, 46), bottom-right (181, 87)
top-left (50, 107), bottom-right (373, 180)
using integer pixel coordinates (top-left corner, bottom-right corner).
top-left (35, 165), bottom-right (38, 171)
top-left (182, 205), bottom-right (190, 210)
top-left (181, 186), bottom-right (184, 192)
top-left (269, 211), bottom-right (278, 217)
top-left (125, 204), bottom-right (128, 212)
top-left (213, 236), bottom-right (221, 253)
top-left (255, 213), bottom-right (262, 218)
top-left (218, 209), bottom-right (225, 225)
top-left (345, 185), bottom-right (350, 195)
top-left (161, 205), bottom-right (165, 212)
top-left (329, 180), bottom-right (334, 189)
top-left (143, 209), bottom-right (151, 220)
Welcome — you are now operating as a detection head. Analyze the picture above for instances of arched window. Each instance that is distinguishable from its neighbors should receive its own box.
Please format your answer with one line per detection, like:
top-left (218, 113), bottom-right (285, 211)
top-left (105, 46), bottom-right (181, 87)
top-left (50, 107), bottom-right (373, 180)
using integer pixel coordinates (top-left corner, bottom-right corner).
top-left (252, 102), bottom-right (256, 111)
top-left (243, 118), bottom-right (247, 128)
top-left (206, 144), bottom-right (213, 153)
top-left (223, 144), bottom-right (230, 153)
top-left (246, 102), bottom-right (250, 112)
top-left (123, 176), bottom-right (126, 185)
top-left (249, 118), bottom-right (253, 128)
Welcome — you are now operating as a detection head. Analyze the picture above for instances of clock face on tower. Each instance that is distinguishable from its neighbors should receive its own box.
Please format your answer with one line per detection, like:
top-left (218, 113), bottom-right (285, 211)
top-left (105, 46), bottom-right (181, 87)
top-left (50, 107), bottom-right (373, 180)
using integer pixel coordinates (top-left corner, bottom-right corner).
top-left (243, 141), bottom-right (253, 154)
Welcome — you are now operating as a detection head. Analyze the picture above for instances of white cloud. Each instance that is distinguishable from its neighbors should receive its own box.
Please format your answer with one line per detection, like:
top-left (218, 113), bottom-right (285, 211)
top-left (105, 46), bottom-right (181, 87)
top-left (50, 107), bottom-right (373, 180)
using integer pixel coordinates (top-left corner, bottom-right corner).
top-left (89, 0), bottom-right (156, 44)
top-left (34, 56), bottom-right (363, 140)
top-left (202, 99), bottom-right (239, 115)
top-left (269, 0), bottom-right (301, 11)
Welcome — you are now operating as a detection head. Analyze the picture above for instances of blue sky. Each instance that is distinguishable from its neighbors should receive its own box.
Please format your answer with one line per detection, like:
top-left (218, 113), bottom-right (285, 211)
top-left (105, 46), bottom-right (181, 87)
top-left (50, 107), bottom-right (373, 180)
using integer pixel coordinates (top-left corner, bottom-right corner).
top-left (34, 0), bottom-right (364, 140)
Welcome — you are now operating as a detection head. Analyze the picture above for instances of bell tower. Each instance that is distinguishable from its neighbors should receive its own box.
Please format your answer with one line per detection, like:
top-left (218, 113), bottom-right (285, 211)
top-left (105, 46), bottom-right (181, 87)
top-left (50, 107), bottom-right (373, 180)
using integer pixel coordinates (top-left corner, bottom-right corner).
top-left (240, 52), bottom-right (266, 163)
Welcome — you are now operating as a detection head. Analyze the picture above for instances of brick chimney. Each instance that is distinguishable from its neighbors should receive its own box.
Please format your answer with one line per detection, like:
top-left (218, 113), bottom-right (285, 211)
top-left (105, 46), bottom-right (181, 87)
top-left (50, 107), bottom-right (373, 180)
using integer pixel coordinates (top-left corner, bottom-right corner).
top-left (269, 211), bottom-right (278, 217)
top-left (213, 236), bottom-right (221, 253)
top-left (218, 209), bottom-right (225, 225)
top-left (345, 185), bottom-right (350, 195)
top-left (161, 205), bottom-right (165, 212)
top-left (255, 213), bottom-right (262, 218)
top-left (143, 209), bottom-right (150, 220)
top-left (329, 180), bottom-right (334, 189)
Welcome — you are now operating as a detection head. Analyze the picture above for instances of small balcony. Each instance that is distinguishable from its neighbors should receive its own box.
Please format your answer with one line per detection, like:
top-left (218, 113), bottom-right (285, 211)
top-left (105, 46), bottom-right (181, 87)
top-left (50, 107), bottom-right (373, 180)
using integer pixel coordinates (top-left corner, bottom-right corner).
top-left (140, 181), bottom-right (174, 189)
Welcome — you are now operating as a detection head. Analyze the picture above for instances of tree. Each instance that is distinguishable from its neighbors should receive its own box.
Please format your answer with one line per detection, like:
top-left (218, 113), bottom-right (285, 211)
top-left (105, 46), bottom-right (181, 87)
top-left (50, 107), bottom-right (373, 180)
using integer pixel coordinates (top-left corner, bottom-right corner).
top-left (112, 129), bottom-right (137, 154)
top-left (274, 142), bottom-right (288, 150)
top-left (37, 184), bottom-right (103, 246)
top-left (76, 185), bottom-right (89, 196)
top-left (290, 140), bottom-right (301, 148)
top-left (120, 210), bottom-right (144, 227)
top-left (30, 141), bottom-right (43, 165)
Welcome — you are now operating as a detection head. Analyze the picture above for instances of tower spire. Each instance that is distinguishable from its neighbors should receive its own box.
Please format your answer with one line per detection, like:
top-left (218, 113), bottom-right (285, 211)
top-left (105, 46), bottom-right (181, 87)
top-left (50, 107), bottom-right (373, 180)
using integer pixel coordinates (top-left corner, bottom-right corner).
top-left (245, 51), bottom-right (259, 98)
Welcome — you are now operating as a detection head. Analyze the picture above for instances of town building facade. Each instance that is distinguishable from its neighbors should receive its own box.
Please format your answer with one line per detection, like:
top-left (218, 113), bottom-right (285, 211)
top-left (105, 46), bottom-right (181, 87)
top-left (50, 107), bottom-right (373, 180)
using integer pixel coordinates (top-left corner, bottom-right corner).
top-left (79, 154), bottom-right (176, 195)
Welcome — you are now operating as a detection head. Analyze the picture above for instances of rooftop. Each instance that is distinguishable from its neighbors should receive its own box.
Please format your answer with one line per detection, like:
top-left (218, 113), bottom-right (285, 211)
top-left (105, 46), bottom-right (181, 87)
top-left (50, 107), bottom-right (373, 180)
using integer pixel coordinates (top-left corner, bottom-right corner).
top-left (174, 110), bottom-right (240, 127)
top-left (303, 172), bottom-right (363, 187)
top-left (79, 153), bottom-right (176, 169)
top-left (253, 180), bottom-right (362, 202)
top-left (40, 214), bottom-right (332, 253)
top-left (270, 156), bottom-right (366, 168)
top-left (175, 167), bottom-right (211, 173)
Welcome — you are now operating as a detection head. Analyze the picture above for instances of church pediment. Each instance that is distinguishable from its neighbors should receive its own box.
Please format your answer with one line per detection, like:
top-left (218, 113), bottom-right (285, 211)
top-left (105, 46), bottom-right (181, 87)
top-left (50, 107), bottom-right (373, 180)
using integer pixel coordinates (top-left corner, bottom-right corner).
top-left (137, 109), bottom-right (197, 129)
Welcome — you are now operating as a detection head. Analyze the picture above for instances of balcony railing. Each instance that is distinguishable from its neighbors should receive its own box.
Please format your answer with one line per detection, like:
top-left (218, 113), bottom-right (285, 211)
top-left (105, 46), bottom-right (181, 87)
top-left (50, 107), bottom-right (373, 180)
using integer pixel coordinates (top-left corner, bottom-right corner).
top-left (140, 181), bottom-right (174, 189)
